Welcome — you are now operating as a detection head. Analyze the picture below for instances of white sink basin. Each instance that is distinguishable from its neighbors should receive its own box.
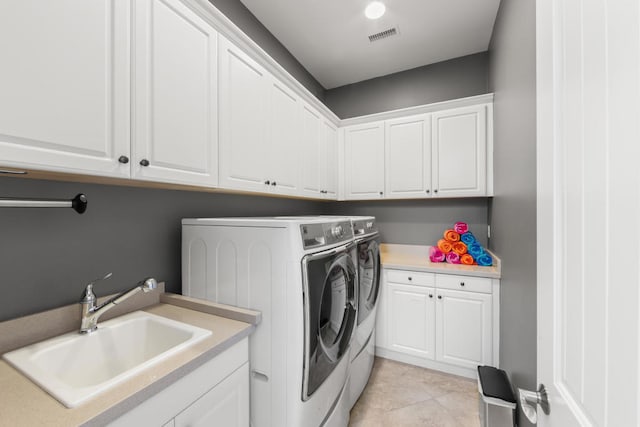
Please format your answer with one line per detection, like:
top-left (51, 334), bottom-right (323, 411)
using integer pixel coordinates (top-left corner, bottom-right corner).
top-left (2, 310), bottom-right (212, 408)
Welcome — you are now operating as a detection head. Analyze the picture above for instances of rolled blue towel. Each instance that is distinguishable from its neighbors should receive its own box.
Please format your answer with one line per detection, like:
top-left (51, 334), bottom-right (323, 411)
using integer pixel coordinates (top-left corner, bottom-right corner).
top-left (468, 242), bottom-right (485, 259)
top-left (460, 232), bottom-right (476, 245)
top-left (476, 253), bottom-right (493, 267)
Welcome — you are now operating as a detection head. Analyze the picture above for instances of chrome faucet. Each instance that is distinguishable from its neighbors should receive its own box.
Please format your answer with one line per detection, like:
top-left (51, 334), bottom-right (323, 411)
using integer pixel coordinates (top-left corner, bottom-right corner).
top-left (79, 273), bottom-right (158, 334)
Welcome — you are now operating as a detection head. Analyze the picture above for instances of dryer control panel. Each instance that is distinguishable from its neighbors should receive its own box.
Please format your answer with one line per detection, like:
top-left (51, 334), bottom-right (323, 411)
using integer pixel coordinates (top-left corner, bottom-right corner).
top-left (300, 221), bottom-right (353, 249)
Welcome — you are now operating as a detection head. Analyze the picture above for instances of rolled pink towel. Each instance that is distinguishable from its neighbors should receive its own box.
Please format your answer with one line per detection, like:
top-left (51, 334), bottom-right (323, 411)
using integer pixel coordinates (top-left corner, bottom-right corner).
top-left (429, 246), bottom-right (446, 263)
top-left (446, 252), bottom-right (461, 264)
top-left (454, 221), bottom-right (469, 234)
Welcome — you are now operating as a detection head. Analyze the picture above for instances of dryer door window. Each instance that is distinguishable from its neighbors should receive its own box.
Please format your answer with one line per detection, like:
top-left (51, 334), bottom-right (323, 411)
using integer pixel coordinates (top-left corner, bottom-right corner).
top-left (302, 246), bottom-right (357, 400)
top-left (357, 238), bottom-right (381, 324)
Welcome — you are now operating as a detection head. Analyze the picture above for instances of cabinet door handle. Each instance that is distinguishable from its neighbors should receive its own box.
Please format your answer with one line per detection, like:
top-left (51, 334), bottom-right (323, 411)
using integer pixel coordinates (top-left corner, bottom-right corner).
top-left (426, 189), bottom-right (430, 194)
top-left (264, 180), bottom-right (271, 185)
top-left (429, 294), bottom-right (433, 298)
top-left (271, 181), bottom-right (277, 186)
top-left (460, 282), bottom-right (465, 287)
top-left (118, 155), bottom-right (129, 164)
top-left (434, 189), bottom-right (438, 194)
top-left (437, 295), bottom-right (442, 300)
top-left (379, 191), bottom-right (383, 196)
top-left (408, 277), bottom-right (412, 281)
top-left (139, 159), bottom-right (150, 167)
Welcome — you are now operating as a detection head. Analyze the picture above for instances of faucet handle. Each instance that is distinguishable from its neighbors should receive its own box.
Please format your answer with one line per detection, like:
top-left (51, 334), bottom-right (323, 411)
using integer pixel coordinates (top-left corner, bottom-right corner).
top-left (80, 272), bottom-right (112, 303)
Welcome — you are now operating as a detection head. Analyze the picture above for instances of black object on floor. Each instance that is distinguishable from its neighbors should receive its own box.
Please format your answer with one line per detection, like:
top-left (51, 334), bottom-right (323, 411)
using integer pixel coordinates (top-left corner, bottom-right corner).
top-left (477, 365), bottom-right (517, 403)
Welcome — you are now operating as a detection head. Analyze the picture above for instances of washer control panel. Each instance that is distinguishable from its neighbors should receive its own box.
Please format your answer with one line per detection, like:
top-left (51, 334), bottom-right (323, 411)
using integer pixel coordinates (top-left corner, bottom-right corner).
top-left (352, 217), bottom-right (378, 236)
top-left (301, 221), bottom-right (353, 249)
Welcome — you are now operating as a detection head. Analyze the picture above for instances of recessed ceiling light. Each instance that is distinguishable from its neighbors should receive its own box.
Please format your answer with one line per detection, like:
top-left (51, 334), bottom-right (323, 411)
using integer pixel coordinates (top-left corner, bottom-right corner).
top-left (365, 1), bottom-right (386, 20)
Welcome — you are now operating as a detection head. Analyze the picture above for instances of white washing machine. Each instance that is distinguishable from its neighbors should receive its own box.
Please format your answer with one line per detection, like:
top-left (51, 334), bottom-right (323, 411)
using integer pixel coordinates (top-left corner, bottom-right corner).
top-left (348, 216), bottom-right (381, 408)
top-left (181, 217), bottom-right (357, 427)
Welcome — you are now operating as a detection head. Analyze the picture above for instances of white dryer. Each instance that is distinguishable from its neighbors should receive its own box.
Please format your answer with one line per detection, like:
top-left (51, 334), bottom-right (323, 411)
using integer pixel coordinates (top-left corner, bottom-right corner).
top-left (181, 217), bottom-right (357, 427)
top-left (348, 216), bottom-right (381, 408)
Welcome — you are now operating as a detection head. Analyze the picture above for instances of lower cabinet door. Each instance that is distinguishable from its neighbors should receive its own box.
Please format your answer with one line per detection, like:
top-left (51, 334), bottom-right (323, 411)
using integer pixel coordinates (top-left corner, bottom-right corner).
top-left (175, 363), bottom-right (249, 427)
top-left (387, 282), bottom-right (436, 359)
top-left (435, 289), bottom-right (492, 369)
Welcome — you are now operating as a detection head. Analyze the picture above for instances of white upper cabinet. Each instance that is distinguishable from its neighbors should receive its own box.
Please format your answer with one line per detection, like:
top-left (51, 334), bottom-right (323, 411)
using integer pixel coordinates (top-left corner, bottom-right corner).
top-left (344, 122), bottom-right (385, 200)
top-left (300, 104), bottom-right (323, 197)
top-left (432, 104), bottom-right (487, 197)
top-left (384, 114), bottom-right (432, 199)
top-left (267, 78), bottom-right (301, 195)
top-left (321, 121), bottom-right (339, 199)
top-left (0, 0), bottom-right (130, 178)
top-left (132, 0), bottom-right (218, 186)
top-left (218, 35), bottom-right (269, 192)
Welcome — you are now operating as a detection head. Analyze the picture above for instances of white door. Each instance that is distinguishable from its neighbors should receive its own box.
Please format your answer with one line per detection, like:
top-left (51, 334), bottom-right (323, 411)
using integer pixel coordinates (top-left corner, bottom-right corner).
top-left (174, 364), bottom-right (249, 427)
top-left (387, 282), bottom-right (436, 359)
top-left (0, 0), bottom-right (130, 178)
top-left (218, 35), bottom-right (269, 192)
top-left (321, 121), bottom-right (339, 199)
top-left (300, 104), bottom-right (322, 197)
top-left (344, 122), bottom-right (385, 200)
top-left (133, 0), bottom-right (218, 186)
top-left (435, 289), bottom-right (491, 370)
top-left (535, 1), bottom-right (640, 426)
top-left (268, 78), bottom-right (300, 195)
top-left (432, 105), bottom-right (487, 197)
top-left (384, 114), bottom-right (432, 199)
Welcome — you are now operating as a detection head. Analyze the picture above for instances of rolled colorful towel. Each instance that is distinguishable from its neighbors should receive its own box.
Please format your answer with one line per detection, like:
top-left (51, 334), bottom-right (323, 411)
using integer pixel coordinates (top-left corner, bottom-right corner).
top-left (452, 241), bottom-right (468, 255)
top-left (429, 246), bottom-right (446, 263)
top-left (454, 222), bottom-right (469, 234)
top-left (444, 229), bottom-right (460, 242)
top-left (460, 254), bottom-right (475, 265)
top-left (460, 232), bottom-right (476, 245)
top-left (437, 239), bottom-right (453, 253)
top-left (476, 253), bottom-right (493, 267)
top-left (446, 252), bottom-right (461, 264)
top-left (467, 242), bottom-right (485, 259)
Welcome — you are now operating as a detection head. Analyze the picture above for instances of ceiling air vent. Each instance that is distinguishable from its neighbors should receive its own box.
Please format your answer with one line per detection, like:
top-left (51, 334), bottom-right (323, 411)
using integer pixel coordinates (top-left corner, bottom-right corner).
top-left (368, 27), bottom-right (398, 42)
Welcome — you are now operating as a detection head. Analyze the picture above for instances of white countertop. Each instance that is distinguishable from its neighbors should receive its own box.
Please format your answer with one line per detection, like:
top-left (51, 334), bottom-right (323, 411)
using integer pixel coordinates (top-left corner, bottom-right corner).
top-left (381, 243), bottom-right (502, 279)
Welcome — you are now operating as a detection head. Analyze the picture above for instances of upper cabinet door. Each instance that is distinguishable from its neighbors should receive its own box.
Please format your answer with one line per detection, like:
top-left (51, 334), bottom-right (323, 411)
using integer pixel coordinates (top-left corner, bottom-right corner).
top-left (133, 0), bottom-right (218, 186)
top-left (322, 121), bottom-right (339, 199)
top-left (0, 0), bottom-right (130, 178)
top-left (432, 105), bottom-right (487, 197)
top-left (300, 104), bottom-right (322, 197)
top-left (268, 78), bottom-right (300, 195)
top-left (384, 114), bottom-right (432, 199)
top-left (218, 35), bottom-right (269, 192)
top-left (344, 122), bottom-right (385, 200)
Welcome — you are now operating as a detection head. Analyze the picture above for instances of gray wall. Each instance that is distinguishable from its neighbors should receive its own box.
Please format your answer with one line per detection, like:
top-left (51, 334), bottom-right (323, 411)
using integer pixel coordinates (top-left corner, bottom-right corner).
top-left (324, 52), bottom-right (489, 119)
top-left (0, 177), bottom-right (325, 322)
top-left (488, 0), bottom-right (537, 426)
top-left (329, 199), bottom-right (489, 247)
top-left (208, 0), bottom-right (325, 100)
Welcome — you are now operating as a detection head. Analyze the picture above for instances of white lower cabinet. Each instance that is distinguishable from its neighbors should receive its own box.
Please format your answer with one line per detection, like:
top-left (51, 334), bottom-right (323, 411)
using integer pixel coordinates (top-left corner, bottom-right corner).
top-left (387, 282), bottom-right (436, 359)
top-left (109, 338), bottom-right (249, 427)
top-left (377, 269), bottom-right (498, 378)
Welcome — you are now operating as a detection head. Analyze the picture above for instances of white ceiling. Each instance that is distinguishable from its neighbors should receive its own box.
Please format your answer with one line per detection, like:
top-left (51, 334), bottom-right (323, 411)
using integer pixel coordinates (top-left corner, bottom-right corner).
top-left (239, 0), bottom-right (501, 89)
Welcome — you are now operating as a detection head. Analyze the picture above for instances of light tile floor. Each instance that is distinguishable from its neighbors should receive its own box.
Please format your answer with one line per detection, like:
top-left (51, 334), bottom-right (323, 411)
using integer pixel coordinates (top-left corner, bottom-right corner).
top-left (349, 357), bottom-right (481, 427)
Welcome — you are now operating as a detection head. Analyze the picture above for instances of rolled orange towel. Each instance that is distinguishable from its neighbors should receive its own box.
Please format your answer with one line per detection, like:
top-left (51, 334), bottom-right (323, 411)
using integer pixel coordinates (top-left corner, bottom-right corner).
top-left (444, 229), bottom-right (460, 242)
top-left (437, 239), bottom-right (452, 253)
top-left (460, 254), bottom-right (474, 265)
top-left (452, 241), bottom-right (468, 255)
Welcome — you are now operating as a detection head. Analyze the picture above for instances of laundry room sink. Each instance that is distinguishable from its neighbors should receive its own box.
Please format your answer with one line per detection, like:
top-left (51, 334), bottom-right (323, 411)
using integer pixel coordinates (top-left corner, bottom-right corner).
top-left (2, 311), bottom-right (211, 408)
